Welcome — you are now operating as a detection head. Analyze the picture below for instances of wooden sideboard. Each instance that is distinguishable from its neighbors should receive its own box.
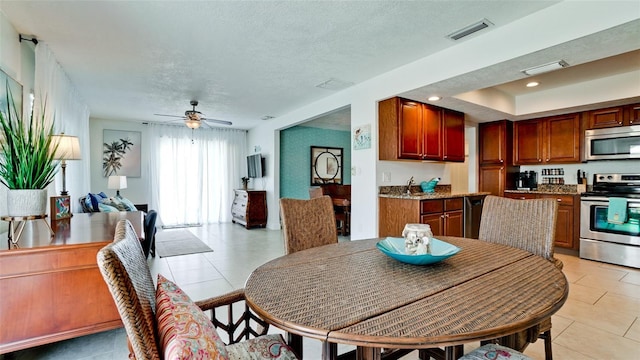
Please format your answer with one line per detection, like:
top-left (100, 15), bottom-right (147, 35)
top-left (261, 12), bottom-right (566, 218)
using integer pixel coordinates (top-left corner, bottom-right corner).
top-left (0, 211), bottom-right (144, 354)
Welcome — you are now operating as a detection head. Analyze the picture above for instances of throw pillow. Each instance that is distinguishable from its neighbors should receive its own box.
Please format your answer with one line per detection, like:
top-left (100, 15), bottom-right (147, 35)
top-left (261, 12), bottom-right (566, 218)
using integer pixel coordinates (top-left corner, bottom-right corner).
top-left (118, 196), bottom-right (138, 211)
top-left (88, 193), bottom-right (101, 211)
top-left (101, 197), bottom-right (128, 211)
top-left (459, 344), bottom-right (531, 360)
top-left (97, 203), bottom-right (119, 212)
top-left (156, 274), bottom-right (229, 360)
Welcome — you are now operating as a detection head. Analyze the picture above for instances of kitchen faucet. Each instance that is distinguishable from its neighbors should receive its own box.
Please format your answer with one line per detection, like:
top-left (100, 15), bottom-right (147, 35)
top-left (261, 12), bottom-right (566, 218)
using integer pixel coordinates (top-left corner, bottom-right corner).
top-left (405, 176), bottom-right (414, 195)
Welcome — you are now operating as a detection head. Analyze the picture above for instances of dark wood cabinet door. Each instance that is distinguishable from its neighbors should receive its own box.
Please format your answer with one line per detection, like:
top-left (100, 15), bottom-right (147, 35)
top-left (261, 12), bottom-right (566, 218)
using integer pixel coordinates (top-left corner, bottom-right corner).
top-left (514, 119), bottom-right (544, 165)
top-left (421, 213), bottom-right (443, 237)
top-left (421, 104), bottom-right (442, 160)
top-left (588, 106), bottom-right (625, 129)
top-left (546, 113), bottom-right (581, 163)
top-left (629, 103), bottom-right (640, 125)
top-left (442, 109), bottom-right (465, 162)
top-left (398, 100), bottom-right (423, 159)
top-left (479, 165), bottom-right (505, 197)
top-left (553, 205), bottom-right (573, 248)
top-left (444, 210), bottom-right (463, 237)
top-left (479, 121), bottom-right (505, 165)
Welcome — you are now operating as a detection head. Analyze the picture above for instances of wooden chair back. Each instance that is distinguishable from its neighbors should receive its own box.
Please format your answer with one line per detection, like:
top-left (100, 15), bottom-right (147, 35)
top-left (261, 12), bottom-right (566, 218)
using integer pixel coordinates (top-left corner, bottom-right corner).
top-left (479, 195), bottom-right (558, 261)
top-left (97, 219), bottom-right (160, 360)
top-left (280, 196), bottom-right (338, 254)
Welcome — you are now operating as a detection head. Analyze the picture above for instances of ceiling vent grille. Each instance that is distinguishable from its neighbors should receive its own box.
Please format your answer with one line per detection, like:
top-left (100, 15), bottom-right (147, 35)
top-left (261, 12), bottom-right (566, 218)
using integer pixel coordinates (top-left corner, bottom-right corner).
top-left (447, 19), bottom-right (493, 41)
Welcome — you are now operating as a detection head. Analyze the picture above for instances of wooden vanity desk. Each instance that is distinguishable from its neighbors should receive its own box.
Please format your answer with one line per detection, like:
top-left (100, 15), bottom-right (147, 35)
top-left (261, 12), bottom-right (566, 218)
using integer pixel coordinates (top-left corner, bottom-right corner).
top-left (0, 211), bottom-right (144, 354)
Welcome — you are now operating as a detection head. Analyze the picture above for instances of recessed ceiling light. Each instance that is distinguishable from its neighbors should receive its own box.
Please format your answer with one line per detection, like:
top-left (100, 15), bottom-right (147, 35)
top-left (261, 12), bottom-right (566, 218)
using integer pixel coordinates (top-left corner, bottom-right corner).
top-left (526, 81), bottom-right (539, 88)
top-left (522, 60), bottom-right (569, 76)
top-left (428, 96), bottom-right (441, 101)
top-left (446, 19), bottom-right (494, 41)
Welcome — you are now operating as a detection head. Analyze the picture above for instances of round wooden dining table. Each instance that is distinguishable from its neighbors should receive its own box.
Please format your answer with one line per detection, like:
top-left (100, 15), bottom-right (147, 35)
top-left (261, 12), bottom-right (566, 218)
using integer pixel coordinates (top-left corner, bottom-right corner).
top-left (245, 237), bottom-right (568, 360)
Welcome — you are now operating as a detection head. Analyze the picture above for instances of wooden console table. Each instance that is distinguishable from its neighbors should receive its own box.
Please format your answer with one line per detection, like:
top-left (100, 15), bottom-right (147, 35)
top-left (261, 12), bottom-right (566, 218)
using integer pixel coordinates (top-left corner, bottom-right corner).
top-left (0, 211), bottom-right (144, 354)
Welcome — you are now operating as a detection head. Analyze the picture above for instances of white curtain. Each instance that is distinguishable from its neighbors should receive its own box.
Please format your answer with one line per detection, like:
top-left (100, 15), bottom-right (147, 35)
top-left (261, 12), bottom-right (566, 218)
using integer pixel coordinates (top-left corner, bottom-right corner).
top-left (34, 43), bottom-right (90, 212)
top-left (147, 124), bottom-right (247, 227)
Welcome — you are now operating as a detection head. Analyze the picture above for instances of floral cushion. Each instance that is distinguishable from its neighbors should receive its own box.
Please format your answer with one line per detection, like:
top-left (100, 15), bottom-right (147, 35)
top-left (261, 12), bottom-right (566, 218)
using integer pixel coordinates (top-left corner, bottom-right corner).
top-left (156, 274), bottom-right (229, 360)
top-left (459, 344), bottom-right (532, 360)
top-left (226, 334), bottom-right (298, 360)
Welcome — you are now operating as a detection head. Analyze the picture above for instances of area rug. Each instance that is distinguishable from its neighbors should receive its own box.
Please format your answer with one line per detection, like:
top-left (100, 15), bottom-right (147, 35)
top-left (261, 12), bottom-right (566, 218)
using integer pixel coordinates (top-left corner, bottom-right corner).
top-left (155, 229), bottom-right (213, 258)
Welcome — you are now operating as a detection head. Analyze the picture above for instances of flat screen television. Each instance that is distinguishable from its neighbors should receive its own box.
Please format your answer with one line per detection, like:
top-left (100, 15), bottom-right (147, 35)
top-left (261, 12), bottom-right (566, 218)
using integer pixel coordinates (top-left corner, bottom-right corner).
top-left (247, 153), bottom-right (265, 178)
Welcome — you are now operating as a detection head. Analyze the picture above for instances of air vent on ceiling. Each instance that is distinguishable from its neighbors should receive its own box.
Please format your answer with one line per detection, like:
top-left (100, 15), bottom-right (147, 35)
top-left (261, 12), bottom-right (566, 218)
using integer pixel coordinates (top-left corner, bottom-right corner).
top-left (447, 19), bottom-right (493, 41)
top-left (316, 78), bottom-right (354, 91)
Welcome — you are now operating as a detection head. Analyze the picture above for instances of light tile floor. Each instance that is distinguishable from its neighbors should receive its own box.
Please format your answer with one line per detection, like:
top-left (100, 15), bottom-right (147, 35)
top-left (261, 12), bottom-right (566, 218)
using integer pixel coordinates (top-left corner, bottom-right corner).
top-left (2, 224), bottom-right (639, 359)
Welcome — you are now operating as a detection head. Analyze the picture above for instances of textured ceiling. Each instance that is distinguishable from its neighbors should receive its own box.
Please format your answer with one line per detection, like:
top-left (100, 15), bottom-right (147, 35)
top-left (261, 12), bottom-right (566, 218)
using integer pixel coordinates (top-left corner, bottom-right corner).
top-left (1, 1), bottom-right (639, 131)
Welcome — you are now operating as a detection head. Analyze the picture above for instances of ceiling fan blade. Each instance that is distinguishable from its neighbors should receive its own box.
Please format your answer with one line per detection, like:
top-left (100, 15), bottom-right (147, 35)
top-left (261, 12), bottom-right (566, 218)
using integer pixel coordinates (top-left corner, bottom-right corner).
top-left (154, 114), bottom-right (185, 119)
top-left (202, 117), bottom-right (233, 126)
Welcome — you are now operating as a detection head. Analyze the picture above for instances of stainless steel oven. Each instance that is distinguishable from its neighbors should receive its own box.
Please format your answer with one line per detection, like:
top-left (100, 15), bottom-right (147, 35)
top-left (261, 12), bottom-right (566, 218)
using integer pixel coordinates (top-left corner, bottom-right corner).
top-left (580, 174), bottom-right (640, 268)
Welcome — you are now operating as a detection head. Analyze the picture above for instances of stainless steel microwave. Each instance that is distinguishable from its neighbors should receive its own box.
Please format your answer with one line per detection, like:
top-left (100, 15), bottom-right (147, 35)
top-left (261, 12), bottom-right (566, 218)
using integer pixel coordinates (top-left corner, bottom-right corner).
top-left (585, 125), bottom-right (640, 161)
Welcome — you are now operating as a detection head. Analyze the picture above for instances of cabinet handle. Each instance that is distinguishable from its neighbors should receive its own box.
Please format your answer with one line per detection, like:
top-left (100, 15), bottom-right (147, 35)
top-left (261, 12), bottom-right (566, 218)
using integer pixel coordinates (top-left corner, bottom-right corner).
top-left (538, 159), bottom-right (542, 162)
top-left (619, 121), bottom-right (623, 124)
top-left (546, 158), bottom-right (550, 162)
top-left (445, 214), bottom-right (449, 218)
top-left (500, 159), bottom-right (503, 163)
top-left (441, 215), bottom-right (445, 219)
top-left (557, 198), bottom-right (562, 202)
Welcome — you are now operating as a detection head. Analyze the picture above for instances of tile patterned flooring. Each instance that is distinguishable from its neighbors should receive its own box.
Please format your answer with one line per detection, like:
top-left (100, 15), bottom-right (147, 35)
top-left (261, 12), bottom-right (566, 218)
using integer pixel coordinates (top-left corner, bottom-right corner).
top-left (2, 223), bottom-right (639, 359)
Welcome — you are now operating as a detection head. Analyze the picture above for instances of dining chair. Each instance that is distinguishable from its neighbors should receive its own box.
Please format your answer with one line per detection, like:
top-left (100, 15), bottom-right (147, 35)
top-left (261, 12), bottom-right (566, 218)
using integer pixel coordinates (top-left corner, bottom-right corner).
top-left (478, 195), bottom-right (560, 359)
top-left (280, 196), bottom-right (338, 254)
top-left (142, 209), bottom-right (157, 258)
top-left (97, 219), bottom-right (299, 360)
top-left (308, 186), bottom-right (351, 236)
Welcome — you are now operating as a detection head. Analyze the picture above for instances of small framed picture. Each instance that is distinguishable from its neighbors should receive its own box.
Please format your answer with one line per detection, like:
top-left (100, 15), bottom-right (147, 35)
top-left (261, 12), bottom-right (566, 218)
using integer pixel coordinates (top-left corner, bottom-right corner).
top-left (50, 196), bottom-right (72, 220)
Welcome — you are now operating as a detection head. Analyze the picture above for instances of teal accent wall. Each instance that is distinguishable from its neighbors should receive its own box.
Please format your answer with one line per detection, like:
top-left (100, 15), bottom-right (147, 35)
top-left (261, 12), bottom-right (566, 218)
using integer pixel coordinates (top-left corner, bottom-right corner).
top-left (280, 126), bottom-right (351, 199)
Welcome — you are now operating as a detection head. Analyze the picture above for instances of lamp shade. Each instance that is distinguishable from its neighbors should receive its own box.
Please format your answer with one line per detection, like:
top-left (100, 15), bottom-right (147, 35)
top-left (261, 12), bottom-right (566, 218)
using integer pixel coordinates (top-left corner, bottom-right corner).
top-left (185, 119), bottom-right (201, 129)
top-left (50, 134), bottom-right (82, 160)
top-left (108, 175), bottom-right (127, 190)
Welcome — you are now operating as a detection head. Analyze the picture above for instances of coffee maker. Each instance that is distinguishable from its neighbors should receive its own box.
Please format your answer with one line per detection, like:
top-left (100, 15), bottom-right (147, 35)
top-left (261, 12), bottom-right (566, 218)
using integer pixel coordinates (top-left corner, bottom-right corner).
top-left (516, 171), bottom-right (538, 190)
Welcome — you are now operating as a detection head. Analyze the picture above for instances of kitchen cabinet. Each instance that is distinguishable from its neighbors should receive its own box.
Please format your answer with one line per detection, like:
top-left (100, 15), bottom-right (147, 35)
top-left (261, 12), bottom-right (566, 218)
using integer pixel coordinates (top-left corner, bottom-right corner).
top-left (503, 192), bottom-right (579, 249)
top-left (479, 165), bottom-right (507, 197)
top-left (379, 97), bottom-right (464, 162)
top-left (231, 190), bottom-right (267, 229)
top-left (442, 108), bottom-right (465, 162)
top-left (514, 113), bottom-right (581, 165)
top-left (478, 120), bottom-right (519, 196)
top-left (588, 103), bottom-right (639, 129)
top-left (378, 197), bottom-right (463, 237)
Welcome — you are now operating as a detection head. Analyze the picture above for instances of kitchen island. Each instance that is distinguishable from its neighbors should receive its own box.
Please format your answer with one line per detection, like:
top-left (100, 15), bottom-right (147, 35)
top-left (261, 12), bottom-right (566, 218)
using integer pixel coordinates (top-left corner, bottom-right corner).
top-left (379, 185), bottom-right (489, 238)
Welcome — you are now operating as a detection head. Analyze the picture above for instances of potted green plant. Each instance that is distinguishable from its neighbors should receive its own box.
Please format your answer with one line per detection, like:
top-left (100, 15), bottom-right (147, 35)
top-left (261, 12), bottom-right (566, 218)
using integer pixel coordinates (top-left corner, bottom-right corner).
top-left (0, 84), bottom-right (59, 216)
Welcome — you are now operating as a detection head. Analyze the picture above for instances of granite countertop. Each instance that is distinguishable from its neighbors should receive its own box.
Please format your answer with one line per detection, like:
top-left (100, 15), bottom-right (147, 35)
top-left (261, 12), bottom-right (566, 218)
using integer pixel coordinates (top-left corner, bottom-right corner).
top-left (504, 184), bottom-right (584, 195)
top-left (379, 191), bottom-right (491, 200)
top-left (379, 184), bottom-right (490, 200)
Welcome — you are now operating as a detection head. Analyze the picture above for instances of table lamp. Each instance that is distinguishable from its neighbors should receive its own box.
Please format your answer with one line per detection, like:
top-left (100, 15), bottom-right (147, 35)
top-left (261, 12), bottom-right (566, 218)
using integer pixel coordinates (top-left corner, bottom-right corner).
top-left (108, 175), bottom-right (127, 197)
top-left (50, 133), bottom-right (82, 196)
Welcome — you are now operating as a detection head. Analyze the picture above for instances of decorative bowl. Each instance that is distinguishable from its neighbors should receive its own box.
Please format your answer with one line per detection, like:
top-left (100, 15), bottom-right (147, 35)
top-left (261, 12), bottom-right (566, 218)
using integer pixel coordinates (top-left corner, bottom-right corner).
top-left (376, 237), bottom-right (460, 265)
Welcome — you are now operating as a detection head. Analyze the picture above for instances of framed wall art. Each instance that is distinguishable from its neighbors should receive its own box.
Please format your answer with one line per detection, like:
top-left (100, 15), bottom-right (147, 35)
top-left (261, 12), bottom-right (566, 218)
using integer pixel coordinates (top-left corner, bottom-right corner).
top-left (1, 68), bottom-right (23, 119)
top-left (353, 124), bottom-right (371, 150)
top-left (50, 195), bottom-right (72, 220)
top-left (103, 130), bottom-right (141, 177)
top-left (310, 146), bottom-right (343, 185)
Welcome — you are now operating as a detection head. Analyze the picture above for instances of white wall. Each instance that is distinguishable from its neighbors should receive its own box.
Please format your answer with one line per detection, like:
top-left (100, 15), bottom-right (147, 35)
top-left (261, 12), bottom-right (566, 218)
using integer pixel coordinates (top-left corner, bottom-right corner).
top-left (1, 12), bottom-right (33, 232)
top-left (248, 2), bottom-right (640, 239)
top-left (88, 118), bottom-right (150, 205)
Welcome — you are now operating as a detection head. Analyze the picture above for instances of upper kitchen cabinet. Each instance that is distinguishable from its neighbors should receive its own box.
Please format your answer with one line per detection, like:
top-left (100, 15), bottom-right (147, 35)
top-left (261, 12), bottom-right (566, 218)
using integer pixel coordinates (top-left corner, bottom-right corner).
top-left (479, 120), bottom-right (513, 165)
top-left (479, 120), bottom-right (518, 197)
top-left (379, 97), bottom-right (464, 162)
top-left (442, 109), bottom-right (465, 162)
top-left (588, 103), bottom-right (639, 129)
top-left (514, 113), bottom-right (581, 165)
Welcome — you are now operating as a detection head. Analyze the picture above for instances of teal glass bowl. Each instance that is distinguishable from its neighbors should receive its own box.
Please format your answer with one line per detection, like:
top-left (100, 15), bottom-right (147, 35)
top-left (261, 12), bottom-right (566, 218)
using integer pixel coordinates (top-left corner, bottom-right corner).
top-left (376, 237), bottom-right (460, 265)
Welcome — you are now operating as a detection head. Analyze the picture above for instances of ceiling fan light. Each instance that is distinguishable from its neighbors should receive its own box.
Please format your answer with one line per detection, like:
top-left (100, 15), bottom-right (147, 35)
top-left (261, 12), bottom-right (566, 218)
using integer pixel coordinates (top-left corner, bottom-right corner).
top-left (185, 119), bottom-right (201, 129)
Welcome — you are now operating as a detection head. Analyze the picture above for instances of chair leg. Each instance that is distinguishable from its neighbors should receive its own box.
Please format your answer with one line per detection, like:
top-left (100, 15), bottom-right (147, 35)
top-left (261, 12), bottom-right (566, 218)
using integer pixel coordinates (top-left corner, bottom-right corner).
top-left (541, 330), bottom-right (552, 360)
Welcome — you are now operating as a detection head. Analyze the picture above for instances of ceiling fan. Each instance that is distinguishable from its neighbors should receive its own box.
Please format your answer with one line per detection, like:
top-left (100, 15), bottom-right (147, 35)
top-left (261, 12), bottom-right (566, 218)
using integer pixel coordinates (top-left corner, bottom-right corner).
top-left (154, 100), bottom-right (232, 129)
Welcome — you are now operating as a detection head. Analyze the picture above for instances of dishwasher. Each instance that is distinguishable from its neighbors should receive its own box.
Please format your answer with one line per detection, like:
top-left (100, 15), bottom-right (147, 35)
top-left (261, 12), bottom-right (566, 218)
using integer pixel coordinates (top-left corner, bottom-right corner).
top-left (464, 195), bottom-right (486, 239)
